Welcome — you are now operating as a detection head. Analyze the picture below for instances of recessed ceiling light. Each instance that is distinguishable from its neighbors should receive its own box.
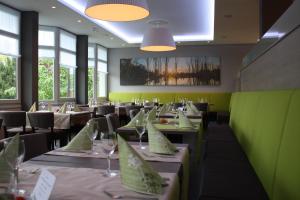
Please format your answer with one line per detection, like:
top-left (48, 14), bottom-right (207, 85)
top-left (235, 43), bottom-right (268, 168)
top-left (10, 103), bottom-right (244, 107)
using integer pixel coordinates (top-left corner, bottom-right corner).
top-left (52, 6), bottom-right (56, 9)
top-left (77, 19), bottom-right (82, 23)
top-left (257, 38), bottom-right (260, 42)
top-left (110, 37), bottom-right (114, 40)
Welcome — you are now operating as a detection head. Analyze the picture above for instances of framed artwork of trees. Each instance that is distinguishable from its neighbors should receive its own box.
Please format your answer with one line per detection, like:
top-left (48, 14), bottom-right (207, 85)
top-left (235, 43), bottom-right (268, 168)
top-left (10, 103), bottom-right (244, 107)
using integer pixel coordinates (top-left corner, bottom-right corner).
top-left (120, 57), bottom-right (221, 86)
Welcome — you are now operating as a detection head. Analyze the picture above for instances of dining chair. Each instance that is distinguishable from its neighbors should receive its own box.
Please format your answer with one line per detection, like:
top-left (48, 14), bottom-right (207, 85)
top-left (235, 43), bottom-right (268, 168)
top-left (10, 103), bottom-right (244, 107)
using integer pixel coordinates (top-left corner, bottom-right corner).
top-left (129, 109), bottom-right (139, 119)
top-left (194, 103), bottom-right (208, 112)
top-left (0, 111), bottom-right (31, 138)
top-left (27, 112), bottom-right (67, 150)
top-left (97, 105), bottom-right (115, 116)
top-left (173, 103), bottom-right (183, 109)
top-left (0, 132), bottom-right (49, 161)
top-left (106, 113), bottom-right (120, 133)
top-left (125, 105), bottom-right (143, 117)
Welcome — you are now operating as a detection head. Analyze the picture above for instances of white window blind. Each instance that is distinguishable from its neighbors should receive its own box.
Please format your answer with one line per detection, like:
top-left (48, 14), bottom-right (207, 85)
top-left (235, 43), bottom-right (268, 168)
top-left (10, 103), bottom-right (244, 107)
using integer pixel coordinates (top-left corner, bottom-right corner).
top-left (97, 46), bottom-right (107, 61)
top-left (88, 46), bottom-right (95, 59)
top-left (0, 4), bottom-right (20, 35)
top-left (39, 30), bottom-right (55, 46)
top-left (60, 51), bottom-right (76, 67)
top-left (0, 35), bottom-right (19, 56)
top-left (60, 31), bottom-right (76, 52)
top-left (88, 60), bottom-right (95, 68)
top-left (39, 49), bottom-right (55, 58)
top-left (97, 61), bottom-right (107, 73)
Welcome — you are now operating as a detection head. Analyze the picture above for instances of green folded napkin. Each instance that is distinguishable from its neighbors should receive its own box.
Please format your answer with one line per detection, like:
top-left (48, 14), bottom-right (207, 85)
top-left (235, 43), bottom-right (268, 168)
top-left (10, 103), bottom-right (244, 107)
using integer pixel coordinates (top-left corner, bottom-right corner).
top-left (158, 104), bottom-right (168, 116)
top-left (118, 135), bottom-right (163, 195)
top-left (64, 119), bottom-right (97, 151)
top-left (178, 110), bottom-right (193, 128)
top-left (147, 107), bottom-right (157, 122)
top-left (0, 134), bottom-right (20, 183)
top-left (58, 103), bottom-right (67, 113)
top-left (28, 102), bottom-right (36, 112)
top-left (126, 110), bottom-right (145, 127)
top-left (147, 122), bottom-right (177, 155)
top-left (73, 104), bottom-right (82, 112)
top-left (186, 103), bottom-right (199, 115)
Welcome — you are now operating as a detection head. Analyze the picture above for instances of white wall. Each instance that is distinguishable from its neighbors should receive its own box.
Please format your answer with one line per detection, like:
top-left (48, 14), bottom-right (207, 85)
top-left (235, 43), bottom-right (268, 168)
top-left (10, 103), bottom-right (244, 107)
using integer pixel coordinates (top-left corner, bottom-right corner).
top-left (241, 26), bottom-right (300, 91)
top-left (108, 45), bottom-right (253, 93)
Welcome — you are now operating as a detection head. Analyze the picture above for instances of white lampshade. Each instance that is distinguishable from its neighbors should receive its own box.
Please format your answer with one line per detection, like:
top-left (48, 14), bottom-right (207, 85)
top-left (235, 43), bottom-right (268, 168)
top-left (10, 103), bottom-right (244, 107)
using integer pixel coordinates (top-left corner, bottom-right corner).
top-left (85, 0), bottom-right (149, 22)
top-left (141, 26), bottom-right (176, 52)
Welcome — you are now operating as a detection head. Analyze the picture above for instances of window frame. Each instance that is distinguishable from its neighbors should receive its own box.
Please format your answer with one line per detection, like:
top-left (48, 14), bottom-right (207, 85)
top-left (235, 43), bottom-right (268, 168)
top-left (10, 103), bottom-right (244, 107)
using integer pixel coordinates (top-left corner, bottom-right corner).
top-left (38, 26), bottom-right (77, 103)
top-left (0, 4), bottom-right (21, 103)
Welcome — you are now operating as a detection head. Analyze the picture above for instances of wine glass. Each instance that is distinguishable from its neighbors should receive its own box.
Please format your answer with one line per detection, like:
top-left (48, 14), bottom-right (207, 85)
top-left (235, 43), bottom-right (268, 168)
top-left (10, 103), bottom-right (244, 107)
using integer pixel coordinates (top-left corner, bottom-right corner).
top-left (4, 139), bottom-right (25, 194)
top-left (87, 122), bottom-right (99, 155)
top-left (40, 102), bottom-right (46, 111)
top-left (135, 119), bottom-right (146, 150)
top-left (101, 132), bottom-right (118, 177)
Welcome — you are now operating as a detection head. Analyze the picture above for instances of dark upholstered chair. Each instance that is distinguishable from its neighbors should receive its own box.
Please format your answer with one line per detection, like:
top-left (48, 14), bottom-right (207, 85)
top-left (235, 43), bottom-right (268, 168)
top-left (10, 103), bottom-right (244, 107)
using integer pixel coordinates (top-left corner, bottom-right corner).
top-left (0, 111), bottom-right (31, 138)
top-left (97, 105), bottom-right (115, 116)
top-left (0, 132), bottom-right (49, 161)
top-left (27, 112), bottom-right (67, 150)
top-left (0, 119), bottom-right (2, 129)
top-left (106, 113), bottom-right (120, 133)
top-left (173, 103), bottom-right (183, 109)
top-left (129, 109), bottom-right (139, 119)
top-left (125, 105), bottom-right (142, 116)
top-left (194, 103), bottom-right (208, 112)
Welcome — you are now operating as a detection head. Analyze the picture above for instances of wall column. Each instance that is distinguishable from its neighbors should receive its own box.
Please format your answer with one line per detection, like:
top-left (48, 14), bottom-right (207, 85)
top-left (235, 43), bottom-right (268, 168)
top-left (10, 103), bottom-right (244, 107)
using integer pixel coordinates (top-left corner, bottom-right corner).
top-left (20, 11), bottom-right (39, 110)
top-left (76, 35), bottom-right (88, 104)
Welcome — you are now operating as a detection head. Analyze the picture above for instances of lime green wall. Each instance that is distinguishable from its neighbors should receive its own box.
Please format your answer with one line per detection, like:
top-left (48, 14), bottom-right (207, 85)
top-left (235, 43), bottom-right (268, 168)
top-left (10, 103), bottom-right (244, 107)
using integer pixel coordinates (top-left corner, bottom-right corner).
top-left (109, 92), bottom-right (231, 112)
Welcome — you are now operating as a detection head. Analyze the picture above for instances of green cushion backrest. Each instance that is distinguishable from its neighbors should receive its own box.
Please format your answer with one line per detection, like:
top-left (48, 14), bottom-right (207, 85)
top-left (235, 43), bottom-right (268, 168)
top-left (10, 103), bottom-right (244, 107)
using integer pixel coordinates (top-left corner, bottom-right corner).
top-left (141, 93), bottom-right (177, 103)
top-left (237, 92), bottom-right (261, 155)
top-left (247, 90), bottom-right (293, 197)
top-left (229, 92), bottom-right (242, 131)
top-left (272, 90), bottom-right (300, 200)
top-left (109, 92), bottom-right (141, 102)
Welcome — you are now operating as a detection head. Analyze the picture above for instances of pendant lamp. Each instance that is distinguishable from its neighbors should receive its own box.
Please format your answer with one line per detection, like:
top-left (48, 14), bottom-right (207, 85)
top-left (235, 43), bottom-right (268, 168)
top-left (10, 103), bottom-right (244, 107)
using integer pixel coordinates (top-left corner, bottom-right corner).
top-left (141, 20), bottom-right (176, 52)
top-left (85, 0), bottom-right (149, 22)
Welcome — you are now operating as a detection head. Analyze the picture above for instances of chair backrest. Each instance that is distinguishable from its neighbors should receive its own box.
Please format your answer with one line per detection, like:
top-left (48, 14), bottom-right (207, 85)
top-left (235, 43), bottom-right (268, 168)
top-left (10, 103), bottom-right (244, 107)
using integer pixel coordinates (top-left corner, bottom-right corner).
top-left (173, 103), bottom-right (183, 109)
top-left (194, 103), bottom-right (208, 112)
top-left (0, 132), bottom-right (49, 161)
top-left (125, 105), bottom-right (142, 116)
top-left (93, 117), bottom-right (109, 133)
top-left (27, 112), bottom-right (54, 130)
top-left (106, 113), bottom-right (120, 132)
top-left (0, 111), bottom-right (26, 128)
top-left (129, 109), bottom-right (139, 119)
top-left (97, 105), bottom-right (115, 116)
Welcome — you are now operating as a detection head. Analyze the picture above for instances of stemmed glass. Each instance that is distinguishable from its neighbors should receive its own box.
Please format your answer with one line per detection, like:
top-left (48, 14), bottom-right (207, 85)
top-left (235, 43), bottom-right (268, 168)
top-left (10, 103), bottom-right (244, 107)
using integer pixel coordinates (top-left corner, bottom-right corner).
top-left (135, 119), bottom-right (146, 150)
top-left (40, 102), bottom-right (46, 111)
top-left (102, 132), bottom-right (118, 177)
top-left (87, 122), bottom-right (99, 155)
top-left (4, 139), bottom-right (25, 194)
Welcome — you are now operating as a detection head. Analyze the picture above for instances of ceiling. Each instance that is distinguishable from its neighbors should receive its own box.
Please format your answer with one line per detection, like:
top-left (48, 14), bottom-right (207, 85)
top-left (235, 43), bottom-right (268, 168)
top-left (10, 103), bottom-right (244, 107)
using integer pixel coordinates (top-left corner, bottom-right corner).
top-left (0, 0), bottom-right (260, 48)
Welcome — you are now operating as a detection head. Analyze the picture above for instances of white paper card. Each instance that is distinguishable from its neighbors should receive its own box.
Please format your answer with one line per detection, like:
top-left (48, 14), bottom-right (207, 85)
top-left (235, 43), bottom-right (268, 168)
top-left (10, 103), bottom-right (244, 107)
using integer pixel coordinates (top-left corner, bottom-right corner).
top-left (31, 169), bottom-right (56, 200)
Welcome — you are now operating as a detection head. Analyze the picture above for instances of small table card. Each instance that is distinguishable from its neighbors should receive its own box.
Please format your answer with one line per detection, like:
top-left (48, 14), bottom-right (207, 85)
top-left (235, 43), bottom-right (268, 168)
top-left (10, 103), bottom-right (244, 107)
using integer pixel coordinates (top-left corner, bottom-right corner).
top-left (31, 169), bottom-right (56, 200)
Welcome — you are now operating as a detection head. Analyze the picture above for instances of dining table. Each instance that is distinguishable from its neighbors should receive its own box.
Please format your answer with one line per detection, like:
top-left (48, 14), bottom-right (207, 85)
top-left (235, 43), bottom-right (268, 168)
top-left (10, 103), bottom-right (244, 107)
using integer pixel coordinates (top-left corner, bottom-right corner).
top-left (17, 141), bottom-right (189, 200)
top-left (117, 118), bottom-right (203, 200)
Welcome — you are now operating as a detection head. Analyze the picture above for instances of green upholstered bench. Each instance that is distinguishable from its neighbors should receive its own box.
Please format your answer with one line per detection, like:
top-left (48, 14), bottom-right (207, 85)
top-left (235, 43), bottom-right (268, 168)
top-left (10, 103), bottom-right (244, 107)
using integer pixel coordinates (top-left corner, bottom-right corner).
top-left (225, 89), bottom-right (300, 200)
top-left (109, 92), bottom-right (232, 112)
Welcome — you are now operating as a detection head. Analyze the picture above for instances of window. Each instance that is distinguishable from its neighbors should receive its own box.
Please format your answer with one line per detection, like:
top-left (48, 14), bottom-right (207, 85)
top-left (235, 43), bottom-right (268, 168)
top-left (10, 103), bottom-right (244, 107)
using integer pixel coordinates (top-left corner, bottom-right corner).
top-left (0, 4), bottom-right (20, 100)
top-left (59, 31), bottom-right (77, 98)
top-left (88, 46), bottom-right (96, 99)
top-left (88, 44), bottom-right (108, 98)
top-left (38, 27), bottom-right (77, 101)
top-left (38, 30), bottom-right (55, 101)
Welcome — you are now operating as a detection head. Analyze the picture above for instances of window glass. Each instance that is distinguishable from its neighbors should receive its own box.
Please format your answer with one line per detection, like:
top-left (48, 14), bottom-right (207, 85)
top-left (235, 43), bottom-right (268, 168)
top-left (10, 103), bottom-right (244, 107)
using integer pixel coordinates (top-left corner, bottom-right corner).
top-left (60, 66), bottom-right (75, 98)
top-left (39, 49), bottom-right (55, 58)
top-left (39, 30), bottom-right (55, 46)
top-left (97, 61), bottom-right (107, 73)
top-left (97, 71), bottom-right (107, 97)
top-left (0, 54), bottom-right (17, 99)
top-left (0, 5), bottom-right (20, 34)
top-left (60, 31), bottom-right (76, 51)
top-left (88, 67), bottom-right (94, 99)
top-left (38, 57), bottom-right (54, 100)
top-left (97, 46), bottom-right (107, 61)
